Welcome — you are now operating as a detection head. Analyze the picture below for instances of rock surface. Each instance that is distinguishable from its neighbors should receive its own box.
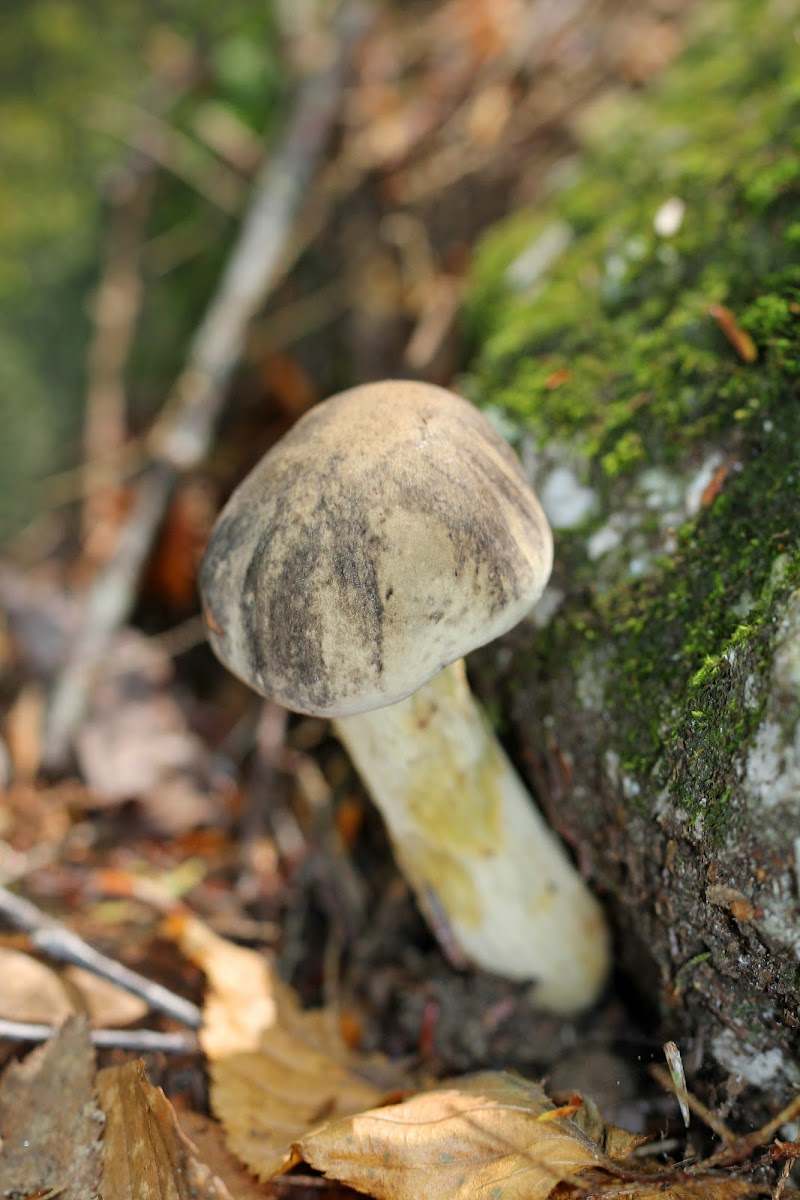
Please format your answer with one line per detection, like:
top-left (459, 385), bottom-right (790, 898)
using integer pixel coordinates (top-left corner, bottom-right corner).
top-left (466, 0), bottom-right (800, 1104)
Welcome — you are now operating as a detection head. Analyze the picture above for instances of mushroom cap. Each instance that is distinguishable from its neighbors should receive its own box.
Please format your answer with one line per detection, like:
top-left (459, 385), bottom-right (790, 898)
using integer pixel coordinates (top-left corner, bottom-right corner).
top-left (199, 380), bottom-right (553, 717)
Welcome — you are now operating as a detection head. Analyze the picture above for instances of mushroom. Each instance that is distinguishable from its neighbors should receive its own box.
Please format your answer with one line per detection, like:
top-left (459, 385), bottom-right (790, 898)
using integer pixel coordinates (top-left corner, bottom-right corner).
top-left (199, 380), bottom-right (609, 1013)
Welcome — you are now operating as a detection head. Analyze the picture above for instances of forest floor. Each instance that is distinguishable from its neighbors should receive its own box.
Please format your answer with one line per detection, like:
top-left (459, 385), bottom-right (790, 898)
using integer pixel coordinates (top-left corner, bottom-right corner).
top-left (2, 1), bottom-right (798, 1196)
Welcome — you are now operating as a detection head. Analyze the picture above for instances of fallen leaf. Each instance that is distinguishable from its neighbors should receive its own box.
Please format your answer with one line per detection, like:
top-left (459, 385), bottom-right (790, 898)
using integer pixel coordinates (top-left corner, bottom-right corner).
top-left (75, 630), bottom-right (215, 827)
top-left (166, 911), bottom-right (401, 1180)
top-left (259, 351), bottom-right (318, 421)
top-left (0, 948), bottom-right (75, 1024)
top-left (297, 1070), bottom-right (608, 1200)
top-left (0, 1016), bottom-right (102, 1200)
top-left (76, 630), bottom-right (189, 796)
top-left (64, 964), bottom-right (149, 1027)
top-left (603, 1122), bottom-right (652, 1161)
top-left (97, 1059), bottom-right (235, 1199)
top-left (0, 561), bottom-right (82, 676)
top-left (561, 1090), bottom-right (649, 1160)
top-left (177, 1110), bottom-right (271, 1200)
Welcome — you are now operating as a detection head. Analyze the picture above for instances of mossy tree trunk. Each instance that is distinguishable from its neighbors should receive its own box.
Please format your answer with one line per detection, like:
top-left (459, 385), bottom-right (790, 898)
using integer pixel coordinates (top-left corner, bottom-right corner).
top-left (466, 0), bottom-right (800, 1103)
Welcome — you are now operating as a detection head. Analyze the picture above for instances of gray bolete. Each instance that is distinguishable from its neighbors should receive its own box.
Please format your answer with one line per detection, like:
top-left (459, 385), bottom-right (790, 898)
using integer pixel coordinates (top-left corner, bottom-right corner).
top-left (200, 380), bottom-right (609, 1013)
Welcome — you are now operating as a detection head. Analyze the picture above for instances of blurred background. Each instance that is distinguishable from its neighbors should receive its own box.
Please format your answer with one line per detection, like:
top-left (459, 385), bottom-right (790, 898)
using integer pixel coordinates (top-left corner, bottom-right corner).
top-left (1, 0), bottom-right (693, 551)
top-left (3, 0), bottom-right (800, 1165)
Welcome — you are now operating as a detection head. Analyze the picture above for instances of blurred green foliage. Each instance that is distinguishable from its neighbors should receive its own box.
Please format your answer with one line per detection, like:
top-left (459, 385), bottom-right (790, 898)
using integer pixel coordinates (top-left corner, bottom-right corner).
top-left (0, 0), bottom-right (285, 541)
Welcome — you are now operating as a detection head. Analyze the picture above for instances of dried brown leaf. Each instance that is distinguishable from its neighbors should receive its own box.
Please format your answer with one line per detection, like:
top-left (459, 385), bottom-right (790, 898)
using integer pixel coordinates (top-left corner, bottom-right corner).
top-left (0, 949), bottom-right (148, 1029)
top-left (0, 948), bottom-right (75, 1024)
top-left (297, 1070), bottom-right (608, 1200)
top-left (602, 1122), bottom-right (652, 1161)
top-left (561, 1092), bottom-right (649, 1162)
top-left (97, 1058), bottom-right (234, 1199)
top-left (76, 631), bottom-right (212, 814)
top-left (64, 964), bottom-right (149, 1026)
top-left (177, 1110), bottom-right (271, 1200)
top-left (0, 1016), bottom-right (102, 1200)
top-left (167, 911), bottom-right (400, 1180)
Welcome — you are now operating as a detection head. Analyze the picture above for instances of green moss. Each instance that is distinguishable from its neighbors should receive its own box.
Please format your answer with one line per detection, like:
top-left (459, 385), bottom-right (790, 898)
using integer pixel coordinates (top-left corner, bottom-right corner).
top-left (599, 430), bottom-right (645, 478)
top-left (465, 0), bottom-right (800, 834)
top-left (595, 408), bottom-right (800, 834)
top-left (466, 0), bottom-right (800, 466)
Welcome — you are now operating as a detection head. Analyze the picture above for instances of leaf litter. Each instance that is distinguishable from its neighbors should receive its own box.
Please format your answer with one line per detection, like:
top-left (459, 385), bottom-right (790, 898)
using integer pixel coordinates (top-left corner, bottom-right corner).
top-left (2, 2), bottom-right (800, 1198)
top-left (0, 947), bottom-right (149, 1028)
top-left (165, 909), bottom-right (404, 1180)
top-left (0, 970), bottom-right (797, 1198)
top-left (155, 915), bottom-right (800, 1198)
top-left (0, 1019), bottom-right (235, 1199)
top-left (0, 1016), bottom-right (102, 1200)
top-left (296, 1071), bottom-right (607, 1200)
top-left (97, 1058), bottom-right (234, 1200)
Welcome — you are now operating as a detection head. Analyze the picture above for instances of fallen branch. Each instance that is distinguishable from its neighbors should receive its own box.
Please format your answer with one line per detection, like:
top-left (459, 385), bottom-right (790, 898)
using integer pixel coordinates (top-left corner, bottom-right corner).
top-left (43, 0), bottom-right (370, 769)
top-left (0, 885), bottom-right (201, 1029)
top-left (0, 1018), bottom-right (198, 1055)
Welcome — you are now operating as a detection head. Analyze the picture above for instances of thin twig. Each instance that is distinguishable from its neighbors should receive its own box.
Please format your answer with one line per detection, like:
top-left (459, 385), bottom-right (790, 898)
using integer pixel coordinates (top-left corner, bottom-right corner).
top-left (286, 745), bottom-right (366, 942)
top-left (83, 59), bottom-right (199, 544)
top-left (0, 885), bottom-right (201, 1029)
top-left (773, 1158), bottom-right (792, 1200)
top-left (81, 154), bottom-right (154, 551)
top-left (151, 612), bottom-right (208, 658)
top-left (89, 96), bottom-right (246, 214)
top-left (650, 1062), bottom-right (735, 1141)
top-left (148, 2), bottom-right (370, 472)
top-left (653, 1060), bottom-right (800, 1184)
top-left (43, 0), bottom-right (370, 770)
top-left (0, 1018), bottom-right (199, 1055)
top-left (45, 441), bottom-right (146, 507)
top-left (704, 1093), bottom-right (800, 1170)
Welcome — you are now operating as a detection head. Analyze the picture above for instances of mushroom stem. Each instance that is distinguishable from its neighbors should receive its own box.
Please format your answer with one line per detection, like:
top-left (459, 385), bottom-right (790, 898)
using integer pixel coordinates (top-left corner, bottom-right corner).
top-left (334, 659), bottom-right (609, 1015)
